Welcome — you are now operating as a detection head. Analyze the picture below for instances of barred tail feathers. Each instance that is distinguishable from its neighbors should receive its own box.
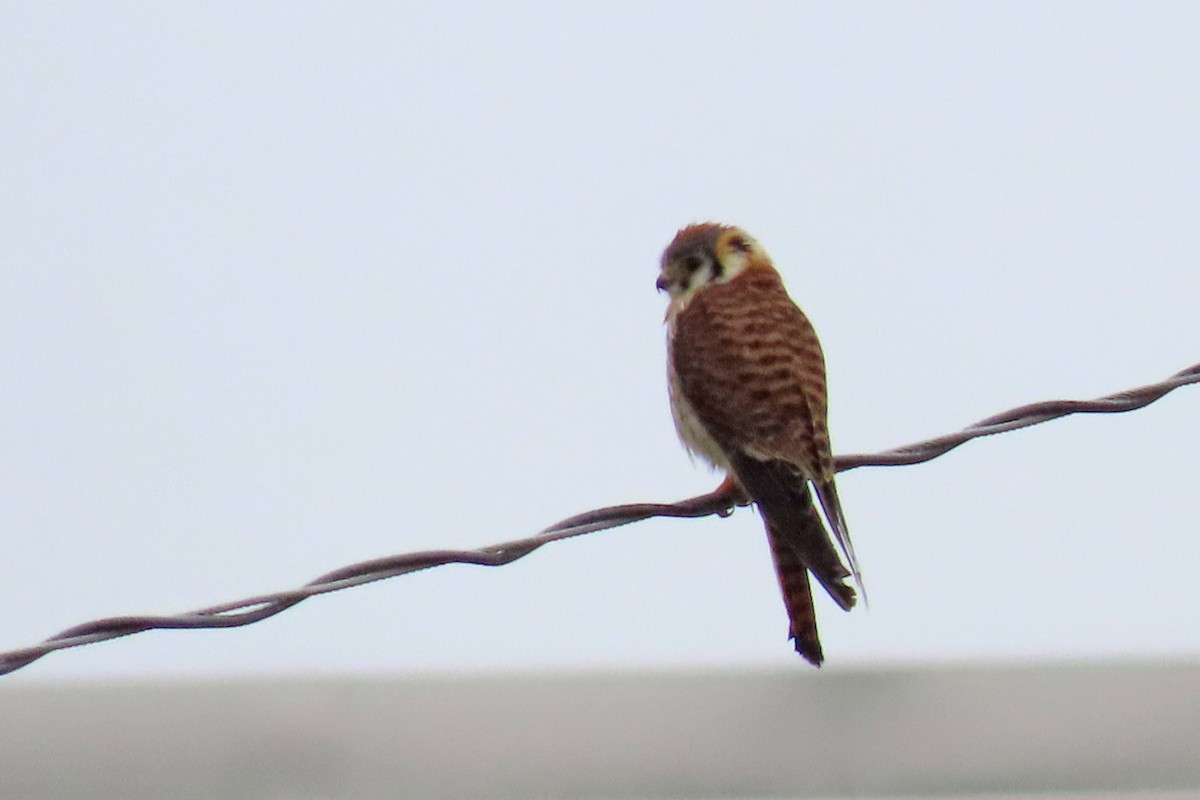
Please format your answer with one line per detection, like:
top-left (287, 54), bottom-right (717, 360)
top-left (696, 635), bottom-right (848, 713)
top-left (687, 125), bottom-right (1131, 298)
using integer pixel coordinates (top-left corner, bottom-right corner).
top-left (765, 522), bottom-right (824, 666)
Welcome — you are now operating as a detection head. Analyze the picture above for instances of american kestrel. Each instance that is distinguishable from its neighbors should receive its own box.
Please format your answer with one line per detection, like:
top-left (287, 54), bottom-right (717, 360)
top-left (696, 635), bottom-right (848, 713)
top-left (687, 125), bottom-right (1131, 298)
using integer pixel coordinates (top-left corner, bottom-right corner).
top-left (658, 223), bottom-right (862, 666)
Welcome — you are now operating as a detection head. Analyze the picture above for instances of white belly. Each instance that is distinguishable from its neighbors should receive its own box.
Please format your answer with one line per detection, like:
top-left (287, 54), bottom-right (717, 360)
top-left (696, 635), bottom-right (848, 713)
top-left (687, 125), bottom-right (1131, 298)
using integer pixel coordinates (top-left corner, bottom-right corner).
top-left (666, 345), bottom-right (730, 471)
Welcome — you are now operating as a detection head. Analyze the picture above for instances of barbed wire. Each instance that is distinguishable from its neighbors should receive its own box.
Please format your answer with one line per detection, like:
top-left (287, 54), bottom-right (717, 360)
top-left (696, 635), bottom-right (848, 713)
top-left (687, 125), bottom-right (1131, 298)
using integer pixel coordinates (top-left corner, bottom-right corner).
top-left (2, 361), bottom-right (1196, 677)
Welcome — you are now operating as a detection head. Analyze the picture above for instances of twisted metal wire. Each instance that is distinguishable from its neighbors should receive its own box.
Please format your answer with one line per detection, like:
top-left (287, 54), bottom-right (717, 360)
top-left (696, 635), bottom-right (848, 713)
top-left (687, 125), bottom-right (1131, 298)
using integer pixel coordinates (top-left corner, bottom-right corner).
top-left (2, 362), bottom-right (1196, 677)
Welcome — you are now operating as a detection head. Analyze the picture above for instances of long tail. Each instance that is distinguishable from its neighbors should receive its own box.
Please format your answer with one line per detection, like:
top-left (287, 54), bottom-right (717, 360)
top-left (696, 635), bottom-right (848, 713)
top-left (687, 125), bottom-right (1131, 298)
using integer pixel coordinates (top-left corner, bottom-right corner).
top-left (765, 521), bottom-right (825, 665)
top-left (729, 454), bottom-right (857, 665)
top-left (732, 454), bottom-right (858, 612)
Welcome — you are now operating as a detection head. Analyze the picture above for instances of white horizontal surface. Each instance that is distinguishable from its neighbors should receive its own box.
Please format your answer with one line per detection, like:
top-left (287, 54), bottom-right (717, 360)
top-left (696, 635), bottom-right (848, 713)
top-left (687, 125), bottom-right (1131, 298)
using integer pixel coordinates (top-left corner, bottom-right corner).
top-left (2, 661), bottom-right (1198, 799)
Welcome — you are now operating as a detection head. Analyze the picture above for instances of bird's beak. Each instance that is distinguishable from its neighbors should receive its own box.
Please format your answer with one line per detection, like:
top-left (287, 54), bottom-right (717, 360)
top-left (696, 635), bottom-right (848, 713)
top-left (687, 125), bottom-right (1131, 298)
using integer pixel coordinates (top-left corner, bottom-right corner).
top-left (655, 274), bottom-right (669, 293)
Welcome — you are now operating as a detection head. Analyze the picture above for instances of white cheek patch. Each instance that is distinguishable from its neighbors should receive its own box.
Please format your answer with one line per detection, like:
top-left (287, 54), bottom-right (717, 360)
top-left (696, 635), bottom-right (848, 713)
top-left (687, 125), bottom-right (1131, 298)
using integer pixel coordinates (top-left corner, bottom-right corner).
top-left (667, 248), bottom-right (754, 302)
top-left (686, 264), bottom-right (717, 292)
top-left (717, 251), bottom-right (750, 281)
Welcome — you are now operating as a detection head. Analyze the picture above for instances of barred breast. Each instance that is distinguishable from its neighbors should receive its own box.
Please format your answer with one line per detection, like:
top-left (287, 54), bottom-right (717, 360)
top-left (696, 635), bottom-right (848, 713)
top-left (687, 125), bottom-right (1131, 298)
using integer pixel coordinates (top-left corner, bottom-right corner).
top-left (667, 265), bottom-right (832, 481)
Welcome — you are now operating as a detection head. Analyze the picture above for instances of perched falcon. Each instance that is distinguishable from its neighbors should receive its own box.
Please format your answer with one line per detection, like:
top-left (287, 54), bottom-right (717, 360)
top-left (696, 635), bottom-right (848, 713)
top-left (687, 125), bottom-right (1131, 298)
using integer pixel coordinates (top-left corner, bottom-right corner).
top-left (658, 222), bottom-right (863, 666)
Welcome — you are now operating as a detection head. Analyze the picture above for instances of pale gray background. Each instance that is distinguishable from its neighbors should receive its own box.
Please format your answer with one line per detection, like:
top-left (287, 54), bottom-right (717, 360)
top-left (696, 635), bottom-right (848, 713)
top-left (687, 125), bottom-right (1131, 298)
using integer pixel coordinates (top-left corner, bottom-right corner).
top-left (2, 2), bottom-right (1197, 681)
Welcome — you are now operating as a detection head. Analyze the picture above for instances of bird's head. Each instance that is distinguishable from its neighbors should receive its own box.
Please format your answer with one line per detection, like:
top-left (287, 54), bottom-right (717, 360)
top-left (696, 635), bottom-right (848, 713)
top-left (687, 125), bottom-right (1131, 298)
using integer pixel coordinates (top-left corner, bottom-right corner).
top-left (656, 223), bottom-right (769, 300)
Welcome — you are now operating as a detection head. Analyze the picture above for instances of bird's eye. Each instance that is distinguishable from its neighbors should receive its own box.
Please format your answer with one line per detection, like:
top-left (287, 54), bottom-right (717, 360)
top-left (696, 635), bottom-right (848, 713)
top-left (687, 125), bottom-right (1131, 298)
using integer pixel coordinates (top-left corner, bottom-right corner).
top-left (681, 255), bottom-right (704, 273)
top-left (729, 236), bottom-right (750, 253)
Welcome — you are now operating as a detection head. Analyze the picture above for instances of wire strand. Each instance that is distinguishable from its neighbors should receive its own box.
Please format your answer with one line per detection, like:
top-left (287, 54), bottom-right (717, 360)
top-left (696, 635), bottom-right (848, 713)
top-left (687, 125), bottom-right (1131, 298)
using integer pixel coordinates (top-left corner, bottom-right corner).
top-left (2, 361), bottom-right (1196, 677)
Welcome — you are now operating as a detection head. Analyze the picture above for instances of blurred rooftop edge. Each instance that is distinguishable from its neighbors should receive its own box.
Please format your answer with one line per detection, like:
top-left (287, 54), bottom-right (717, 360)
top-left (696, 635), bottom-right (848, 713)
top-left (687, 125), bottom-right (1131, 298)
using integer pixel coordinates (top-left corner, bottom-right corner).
top-left (1, 659), bottom-right (1198, 800)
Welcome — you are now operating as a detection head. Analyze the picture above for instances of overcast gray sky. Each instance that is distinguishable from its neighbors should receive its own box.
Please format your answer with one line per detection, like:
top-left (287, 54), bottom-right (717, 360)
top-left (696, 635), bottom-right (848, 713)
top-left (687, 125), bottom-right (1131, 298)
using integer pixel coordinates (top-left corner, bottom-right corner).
top-left (2, 2), bottom-right (1198, 681)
